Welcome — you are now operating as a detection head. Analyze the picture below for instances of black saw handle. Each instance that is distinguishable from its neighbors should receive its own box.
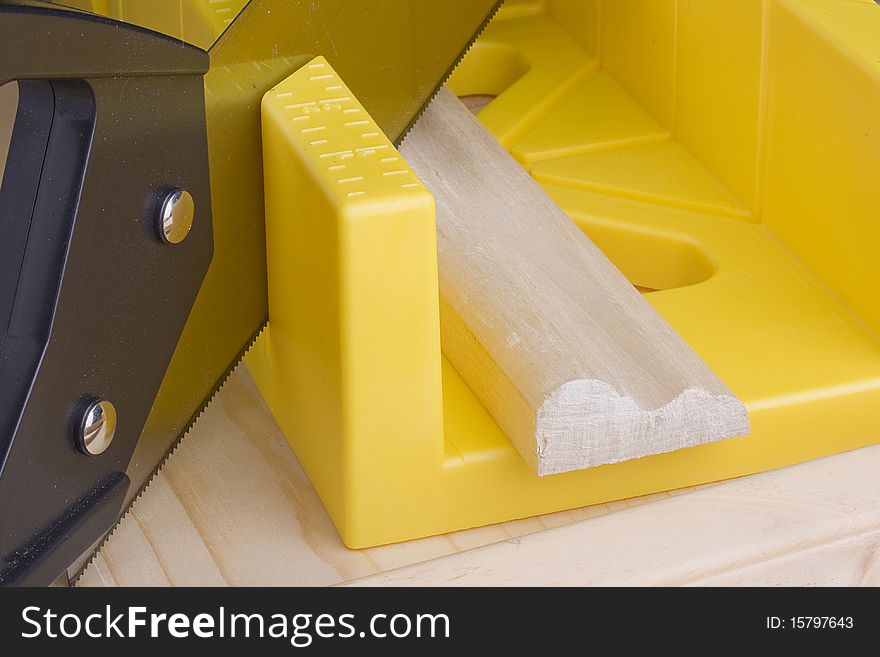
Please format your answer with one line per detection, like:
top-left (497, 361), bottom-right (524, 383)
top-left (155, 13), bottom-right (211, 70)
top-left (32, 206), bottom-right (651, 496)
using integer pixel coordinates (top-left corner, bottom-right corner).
top-left (0, 1), bottom-right (213, 586)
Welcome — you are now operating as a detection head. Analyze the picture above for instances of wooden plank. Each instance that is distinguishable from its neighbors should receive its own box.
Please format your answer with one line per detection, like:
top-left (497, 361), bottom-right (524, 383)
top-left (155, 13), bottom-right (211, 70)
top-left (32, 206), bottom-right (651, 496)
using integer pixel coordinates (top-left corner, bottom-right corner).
top-left (345, 445), bottom-right (880, 587)
top-left (400, 89), bottom-right (749, 475)
top-left (77, 367), bottom-right (880, 586)
top-left (75, 366), bottom-right (879, 587)
top-left (75, 367), bottom-right (685, 587)
top-left (689, 529), bottom-right (880, 587)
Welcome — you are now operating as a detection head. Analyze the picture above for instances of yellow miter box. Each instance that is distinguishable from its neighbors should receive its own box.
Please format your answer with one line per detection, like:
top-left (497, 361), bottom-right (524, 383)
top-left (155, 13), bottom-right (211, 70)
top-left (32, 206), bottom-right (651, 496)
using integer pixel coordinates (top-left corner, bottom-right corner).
top-left (244, 46), bottom-right (875, 551)
top-left (247, 0), bottom-right (880, 549)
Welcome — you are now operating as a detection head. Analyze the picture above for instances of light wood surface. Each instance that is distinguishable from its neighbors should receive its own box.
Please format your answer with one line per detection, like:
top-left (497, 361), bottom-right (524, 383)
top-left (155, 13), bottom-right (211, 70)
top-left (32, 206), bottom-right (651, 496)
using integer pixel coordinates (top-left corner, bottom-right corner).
top-left (400, 89), bottom-right (748, 476)
top-left (347, 444), bottom-right (880, 586)
top-left (78, 365), bottom-right (880, 587)
top-left (77, 367), bottom-right (682, 587)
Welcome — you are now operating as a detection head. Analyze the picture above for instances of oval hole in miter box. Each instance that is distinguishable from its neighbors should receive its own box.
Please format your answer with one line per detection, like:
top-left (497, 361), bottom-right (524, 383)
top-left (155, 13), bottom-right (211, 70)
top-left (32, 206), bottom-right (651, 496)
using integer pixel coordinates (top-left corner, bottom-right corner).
top-left (448, 42), bottom-right (529, 104)
top-left (577, 218), bottom-right (716, 293)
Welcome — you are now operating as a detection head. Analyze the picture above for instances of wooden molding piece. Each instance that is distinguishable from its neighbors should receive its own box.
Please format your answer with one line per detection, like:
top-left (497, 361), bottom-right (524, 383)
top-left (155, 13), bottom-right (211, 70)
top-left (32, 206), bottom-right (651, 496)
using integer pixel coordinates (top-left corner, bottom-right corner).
top-left (400, 89), bottom-right (749, 476)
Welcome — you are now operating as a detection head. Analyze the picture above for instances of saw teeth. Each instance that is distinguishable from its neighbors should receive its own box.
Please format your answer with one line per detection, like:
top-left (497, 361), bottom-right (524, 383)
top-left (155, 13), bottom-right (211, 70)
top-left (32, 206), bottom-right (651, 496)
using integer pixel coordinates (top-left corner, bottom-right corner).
top-left (71, 322), bottom-right (268, 586)
top-left (395, 0), bottom-right (505, 147)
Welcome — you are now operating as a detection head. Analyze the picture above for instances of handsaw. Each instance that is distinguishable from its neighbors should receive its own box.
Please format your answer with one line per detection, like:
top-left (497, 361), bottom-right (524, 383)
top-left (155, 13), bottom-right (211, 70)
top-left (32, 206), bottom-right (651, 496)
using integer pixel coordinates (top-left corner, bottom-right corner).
top-left (0, 0), bottom-right (502, 586)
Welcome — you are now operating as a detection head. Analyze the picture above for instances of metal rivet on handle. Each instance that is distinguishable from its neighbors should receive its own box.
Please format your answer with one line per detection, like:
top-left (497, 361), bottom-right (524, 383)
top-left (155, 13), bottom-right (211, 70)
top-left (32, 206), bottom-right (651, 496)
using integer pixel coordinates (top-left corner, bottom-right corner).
top-left (158, 188), bottom-right (195, 245)
top-left (78, 400), bottom-right (117, 456)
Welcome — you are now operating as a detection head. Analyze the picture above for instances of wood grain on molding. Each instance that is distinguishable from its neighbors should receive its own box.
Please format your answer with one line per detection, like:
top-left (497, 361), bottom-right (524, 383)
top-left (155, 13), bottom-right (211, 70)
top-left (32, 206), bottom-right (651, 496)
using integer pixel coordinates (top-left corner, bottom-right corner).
top-left (400, 89), bottom-right (749, 476)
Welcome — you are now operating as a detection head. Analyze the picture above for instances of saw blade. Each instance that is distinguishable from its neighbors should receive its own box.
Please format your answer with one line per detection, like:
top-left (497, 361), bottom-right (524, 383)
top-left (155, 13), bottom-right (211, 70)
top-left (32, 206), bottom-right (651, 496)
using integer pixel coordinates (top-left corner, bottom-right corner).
top-left (68, 322), bottom-right (267, 585)
top-left (71, 0), bottom-right (504, 584)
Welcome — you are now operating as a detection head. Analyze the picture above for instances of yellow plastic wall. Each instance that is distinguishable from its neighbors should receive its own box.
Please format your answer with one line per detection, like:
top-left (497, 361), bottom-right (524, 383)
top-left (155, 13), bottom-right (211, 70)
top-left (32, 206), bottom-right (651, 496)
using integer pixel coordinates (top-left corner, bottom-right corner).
top-left (762, 0), bottom-right (880, 334)
top-left (250, 57), bottom-right (445, 545)
top-left (676, 0), bottom-right (764, 211)
top-left (602, 0), bottom-right (676, 130)
top-left (67, 0), bottom-right (243, 48)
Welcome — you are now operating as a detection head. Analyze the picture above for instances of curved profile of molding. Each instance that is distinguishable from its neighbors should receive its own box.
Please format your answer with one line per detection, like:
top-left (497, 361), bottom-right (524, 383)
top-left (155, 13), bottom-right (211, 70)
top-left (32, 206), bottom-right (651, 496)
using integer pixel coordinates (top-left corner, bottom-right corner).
top-left (401, 89), bottom-right (749, 476)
